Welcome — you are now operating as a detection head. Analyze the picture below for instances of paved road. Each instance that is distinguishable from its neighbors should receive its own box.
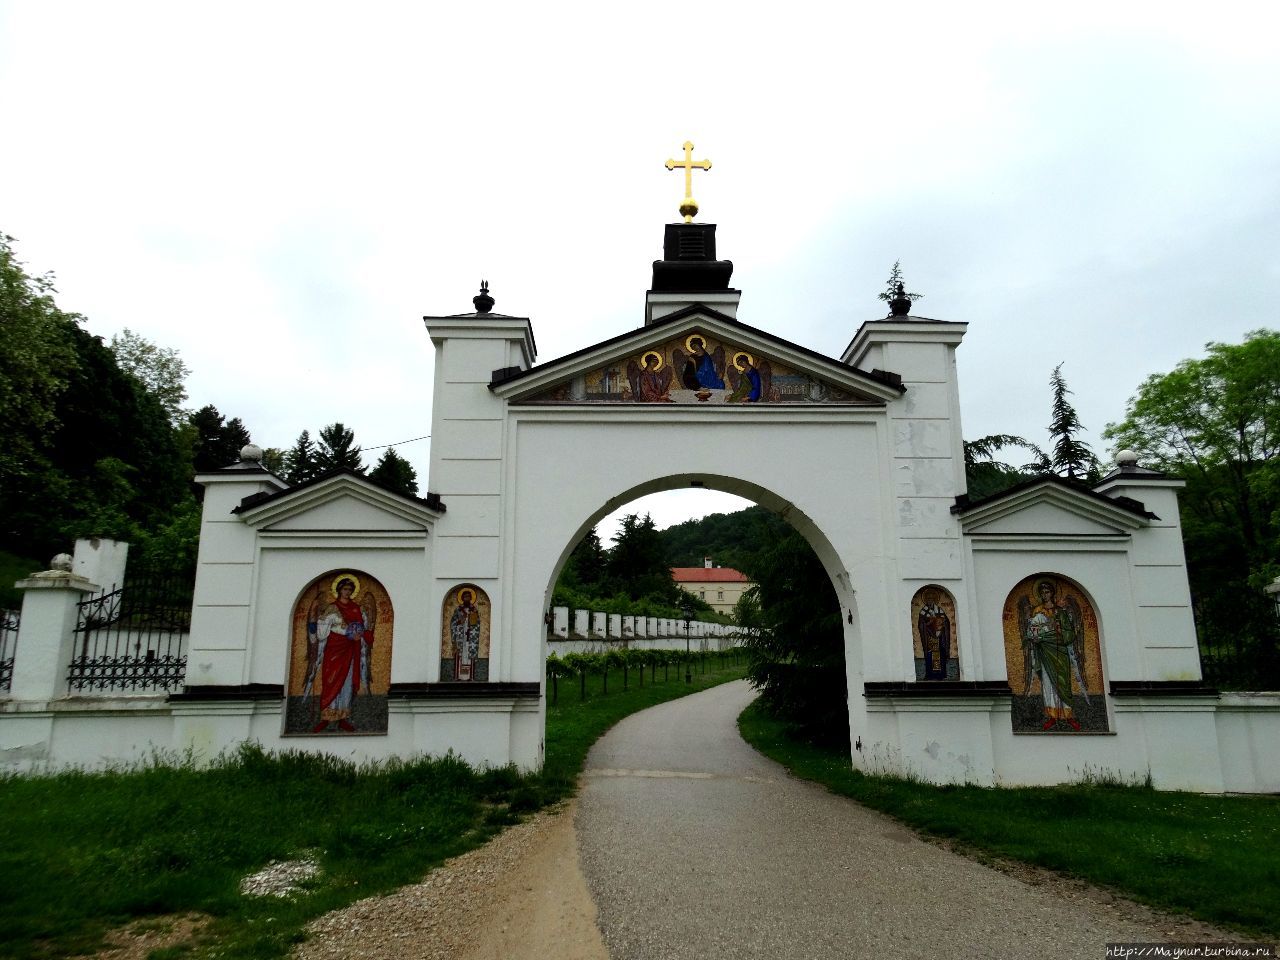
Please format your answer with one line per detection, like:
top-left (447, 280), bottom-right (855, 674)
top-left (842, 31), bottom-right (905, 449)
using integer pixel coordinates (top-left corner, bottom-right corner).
top-left (575, 680), bottom-right (1182, 960)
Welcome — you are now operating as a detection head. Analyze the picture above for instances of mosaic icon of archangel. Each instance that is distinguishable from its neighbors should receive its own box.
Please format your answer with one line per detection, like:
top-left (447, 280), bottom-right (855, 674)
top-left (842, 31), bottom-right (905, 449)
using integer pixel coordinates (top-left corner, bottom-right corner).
top-left (285, 570), bottom-right (392, 735)
top-left (1002, 574), bottom-right (1107, 734)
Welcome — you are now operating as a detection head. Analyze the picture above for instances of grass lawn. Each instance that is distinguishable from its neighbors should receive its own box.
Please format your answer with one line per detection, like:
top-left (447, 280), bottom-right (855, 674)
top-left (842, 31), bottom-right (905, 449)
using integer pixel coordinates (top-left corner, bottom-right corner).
top-left (0, 654), bottom-right (745, 959)
top-left (738, 700), bottom-right (1280, 942)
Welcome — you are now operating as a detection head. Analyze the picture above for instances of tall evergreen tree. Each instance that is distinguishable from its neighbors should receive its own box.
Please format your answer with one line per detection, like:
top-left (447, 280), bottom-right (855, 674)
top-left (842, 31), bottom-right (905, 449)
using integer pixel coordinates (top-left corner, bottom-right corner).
top-left (368, 448), bottom-right (419, 497)
top-left (283, 430), bottom-right (318, 484)
top-left (190, 405), bottom-right (252, 471)
top-left (562, 528), bottom-right (607, 589)
top-left (741, 527), bottom-right (846, 744)
top-left (1047, 363), bottom-right (1101, 482)
top-left (607, 513), bottom-right (678, 603)
top-left (315, 422), bottom-right (363, 473)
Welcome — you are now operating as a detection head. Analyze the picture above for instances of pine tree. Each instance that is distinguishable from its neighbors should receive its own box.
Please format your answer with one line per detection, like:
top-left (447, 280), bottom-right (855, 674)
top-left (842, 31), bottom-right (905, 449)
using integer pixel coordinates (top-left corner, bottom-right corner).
top-left (607, 513), bottom-right (678, 603)
top-left (283, 430), bottom-right (317, 484)
top-left (315, 422), bottom-right (363, 474)
top-left (223, 417), bottom-right (251, 454)
top-left (563, 528), bottom-right (607, 589)
top-left (368, 448), bottom-right (419, 497)
top-left (1048, 363), bottom-right (1101, 482)
top-left (189, 405), bottom-right (253, 471)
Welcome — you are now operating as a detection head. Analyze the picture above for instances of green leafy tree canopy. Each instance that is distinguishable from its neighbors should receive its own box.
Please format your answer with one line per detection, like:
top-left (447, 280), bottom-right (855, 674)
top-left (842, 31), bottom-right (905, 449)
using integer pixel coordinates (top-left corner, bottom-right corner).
top-left (110, 328), bottom-right (190, 425)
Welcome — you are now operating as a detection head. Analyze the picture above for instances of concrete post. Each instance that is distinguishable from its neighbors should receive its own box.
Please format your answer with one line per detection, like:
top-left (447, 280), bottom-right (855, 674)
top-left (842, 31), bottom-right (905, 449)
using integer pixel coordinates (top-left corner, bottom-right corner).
top-left (10, 558), bottom-right (100, 702)
top-left (552, 606), bottom-right (569, 639)
top-left (72, 538), bottom-right (128, 592)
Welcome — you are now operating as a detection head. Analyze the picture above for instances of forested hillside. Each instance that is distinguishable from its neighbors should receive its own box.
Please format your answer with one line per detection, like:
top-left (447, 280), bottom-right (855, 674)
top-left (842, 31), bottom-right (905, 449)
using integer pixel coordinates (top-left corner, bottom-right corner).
top-left (657, 505), bottom-right (790, 574)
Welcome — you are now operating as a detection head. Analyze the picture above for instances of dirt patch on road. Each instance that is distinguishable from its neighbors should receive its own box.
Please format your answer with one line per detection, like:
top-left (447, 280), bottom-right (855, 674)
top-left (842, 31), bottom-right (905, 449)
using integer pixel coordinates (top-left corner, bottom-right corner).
top-left (296, 800), bottom-right (608, 960)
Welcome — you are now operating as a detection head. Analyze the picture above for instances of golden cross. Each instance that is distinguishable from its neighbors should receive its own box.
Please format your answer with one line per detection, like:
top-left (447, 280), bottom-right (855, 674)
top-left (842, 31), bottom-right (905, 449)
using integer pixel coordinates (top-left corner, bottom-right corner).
top-left (665, 140), bottom-right (712, 223)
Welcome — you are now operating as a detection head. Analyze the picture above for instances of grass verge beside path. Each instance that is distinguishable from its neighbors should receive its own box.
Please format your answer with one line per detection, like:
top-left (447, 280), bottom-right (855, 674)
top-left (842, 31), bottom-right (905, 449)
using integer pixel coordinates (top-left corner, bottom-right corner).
top-left (0, 658), bottom-right (745, 960)
top-left (738, 700), bottom-right (1280, 942)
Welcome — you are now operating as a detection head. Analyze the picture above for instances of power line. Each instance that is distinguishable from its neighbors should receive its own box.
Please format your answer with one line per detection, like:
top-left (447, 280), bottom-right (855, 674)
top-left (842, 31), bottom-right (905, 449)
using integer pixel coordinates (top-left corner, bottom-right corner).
top-left (363, 434), bottom-right (430, 452)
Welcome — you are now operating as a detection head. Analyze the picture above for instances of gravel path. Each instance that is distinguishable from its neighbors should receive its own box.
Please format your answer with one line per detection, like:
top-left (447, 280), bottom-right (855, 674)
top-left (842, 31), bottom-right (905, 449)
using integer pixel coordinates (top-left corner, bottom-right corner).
top-left (575, 679), bottom-right (1232, 960)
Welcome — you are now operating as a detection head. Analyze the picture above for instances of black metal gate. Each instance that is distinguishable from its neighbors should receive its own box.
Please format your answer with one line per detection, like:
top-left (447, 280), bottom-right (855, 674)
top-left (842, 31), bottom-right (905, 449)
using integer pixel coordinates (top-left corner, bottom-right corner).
top-left (0, 608), bottom-right (17, 692)
top-left (67, 572), bottom-right (191, 693)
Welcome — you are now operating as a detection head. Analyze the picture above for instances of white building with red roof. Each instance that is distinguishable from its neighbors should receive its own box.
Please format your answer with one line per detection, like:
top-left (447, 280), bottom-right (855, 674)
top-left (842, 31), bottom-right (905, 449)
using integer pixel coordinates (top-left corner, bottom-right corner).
top-left (670, 557), bottom-right (754, 617)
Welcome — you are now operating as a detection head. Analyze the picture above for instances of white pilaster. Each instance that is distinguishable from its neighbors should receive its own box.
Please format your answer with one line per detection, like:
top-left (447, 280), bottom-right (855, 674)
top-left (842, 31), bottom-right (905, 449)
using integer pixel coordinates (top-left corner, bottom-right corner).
top-left (187, 465), bottom-right (287, 687)
top-left (10, 566), bottom-right (100, 702)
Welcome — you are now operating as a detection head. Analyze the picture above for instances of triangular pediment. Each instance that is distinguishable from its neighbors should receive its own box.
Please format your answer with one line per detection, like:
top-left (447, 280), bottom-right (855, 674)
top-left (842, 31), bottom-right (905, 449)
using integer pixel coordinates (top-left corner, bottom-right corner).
top-left (492, 306), bottom-right (903, 406)
top-left (957, 478), bottom-right (1152, 536)
top-left (234, 472), bottom-right (442, 533)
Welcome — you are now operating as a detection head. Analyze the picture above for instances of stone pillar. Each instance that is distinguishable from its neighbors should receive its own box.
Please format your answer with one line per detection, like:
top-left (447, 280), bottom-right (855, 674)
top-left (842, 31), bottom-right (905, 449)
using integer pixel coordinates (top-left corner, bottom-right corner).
top-left (1094, 451), bottom-right (1202, 680)
top-left (187, 451), bottom-right (287, 687)
top-left (10, 557), bottom-right (100, 702)
top-left (591, 612), bottom-right (607, 640)
top-left (572, 609), bottom-right (589, 639)
top-left (843, 317), bottom-right (969, 681)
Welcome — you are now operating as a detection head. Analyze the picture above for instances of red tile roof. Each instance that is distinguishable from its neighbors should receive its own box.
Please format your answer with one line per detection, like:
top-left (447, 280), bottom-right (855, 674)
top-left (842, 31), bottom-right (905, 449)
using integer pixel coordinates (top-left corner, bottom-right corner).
top-left (670, 567), bottom-right (751, 583)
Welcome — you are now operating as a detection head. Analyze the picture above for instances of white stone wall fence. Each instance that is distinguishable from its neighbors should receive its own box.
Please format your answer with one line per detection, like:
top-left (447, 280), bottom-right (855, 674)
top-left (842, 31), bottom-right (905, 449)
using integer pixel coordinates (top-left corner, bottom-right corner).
top-left (544, 606), bottom-right (748, 659)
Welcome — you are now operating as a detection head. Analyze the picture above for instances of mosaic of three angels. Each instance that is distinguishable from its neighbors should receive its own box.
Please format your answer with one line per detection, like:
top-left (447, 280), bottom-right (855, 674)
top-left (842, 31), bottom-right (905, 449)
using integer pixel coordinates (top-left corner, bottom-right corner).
top-left (528, 330), bottom-right (861, 404)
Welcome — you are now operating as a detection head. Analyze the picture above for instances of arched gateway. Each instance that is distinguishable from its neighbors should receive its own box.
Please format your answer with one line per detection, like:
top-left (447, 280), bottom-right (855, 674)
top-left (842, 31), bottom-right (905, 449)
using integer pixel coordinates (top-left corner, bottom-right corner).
top-left (174, 217), bottom-right (1247, 790)
top-left (13, 214), bottom-right (1275, 794)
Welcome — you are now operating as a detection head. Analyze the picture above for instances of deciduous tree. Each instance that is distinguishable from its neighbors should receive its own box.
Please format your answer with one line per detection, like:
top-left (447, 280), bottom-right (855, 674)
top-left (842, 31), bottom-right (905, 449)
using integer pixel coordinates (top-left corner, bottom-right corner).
top-left (110, 328), bottom-right (190, 425)
top-left (1105, 330), bottom-right (1280, 685)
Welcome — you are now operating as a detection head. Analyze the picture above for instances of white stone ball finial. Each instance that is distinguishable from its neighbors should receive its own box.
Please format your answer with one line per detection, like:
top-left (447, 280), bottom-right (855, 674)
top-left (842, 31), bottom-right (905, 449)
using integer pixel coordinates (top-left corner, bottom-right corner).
top-left (240, 443), bottom-right (264, 464)
top-left (1116, 449), bottom-right (1139, 468)
top-left (50, 553), bottom-right (73, 572)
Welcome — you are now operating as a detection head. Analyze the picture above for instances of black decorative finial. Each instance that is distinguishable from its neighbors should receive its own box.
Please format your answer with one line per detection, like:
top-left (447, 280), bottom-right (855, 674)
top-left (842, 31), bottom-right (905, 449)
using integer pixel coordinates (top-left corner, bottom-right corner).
top-left (473, 280), bottom-right (494, 314)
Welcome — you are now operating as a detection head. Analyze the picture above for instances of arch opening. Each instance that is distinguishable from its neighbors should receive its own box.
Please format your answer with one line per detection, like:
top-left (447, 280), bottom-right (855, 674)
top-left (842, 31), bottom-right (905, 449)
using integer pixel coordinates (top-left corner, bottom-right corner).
top-left (537, 474), bottom-right (866, 754)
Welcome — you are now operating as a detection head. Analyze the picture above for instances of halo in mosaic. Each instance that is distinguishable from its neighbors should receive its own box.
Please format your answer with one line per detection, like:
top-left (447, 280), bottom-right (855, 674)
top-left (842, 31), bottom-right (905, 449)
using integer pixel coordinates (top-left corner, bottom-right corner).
top-left (285, 570), bottom-right (392, 736)
top-left (525, 330), bottom-right (863, 404)
top-left (1002, 573), bottom-right (1108, 734)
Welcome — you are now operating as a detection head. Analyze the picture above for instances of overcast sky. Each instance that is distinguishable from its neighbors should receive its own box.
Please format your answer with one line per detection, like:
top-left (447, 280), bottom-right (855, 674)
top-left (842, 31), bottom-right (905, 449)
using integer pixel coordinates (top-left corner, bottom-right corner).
top-left (2, 2), bottom-right (1277, 544)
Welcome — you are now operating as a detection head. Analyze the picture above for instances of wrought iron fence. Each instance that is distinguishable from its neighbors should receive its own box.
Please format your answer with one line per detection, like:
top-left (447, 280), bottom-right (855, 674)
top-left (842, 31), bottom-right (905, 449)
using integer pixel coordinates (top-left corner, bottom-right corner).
top-left (1194, 589), bottom-right (1280, 691)
top-left (0, 608), bottom-right (18, 692)
top-left (67, 571), bottom-right (192, 693)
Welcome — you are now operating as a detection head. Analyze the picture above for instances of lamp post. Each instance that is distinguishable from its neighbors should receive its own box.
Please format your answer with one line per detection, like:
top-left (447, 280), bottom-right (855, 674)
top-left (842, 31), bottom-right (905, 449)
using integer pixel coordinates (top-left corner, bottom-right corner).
top-left (682, 605), bottom-right (693, 683)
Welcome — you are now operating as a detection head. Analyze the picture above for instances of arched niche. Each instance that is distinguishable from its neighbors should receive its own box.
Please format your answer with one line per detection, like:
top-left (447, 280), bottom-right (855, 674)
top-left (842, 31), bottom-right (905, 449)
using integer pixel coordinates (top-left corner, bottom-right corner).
top-left (911, 585), bottom-right (959, 681)
top-left (441, 583), bottom-right (492, 682)
top-left (284, 569), bottom-right (393, 735)
top-left (1001, 573), bottom-right (1107, 734)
